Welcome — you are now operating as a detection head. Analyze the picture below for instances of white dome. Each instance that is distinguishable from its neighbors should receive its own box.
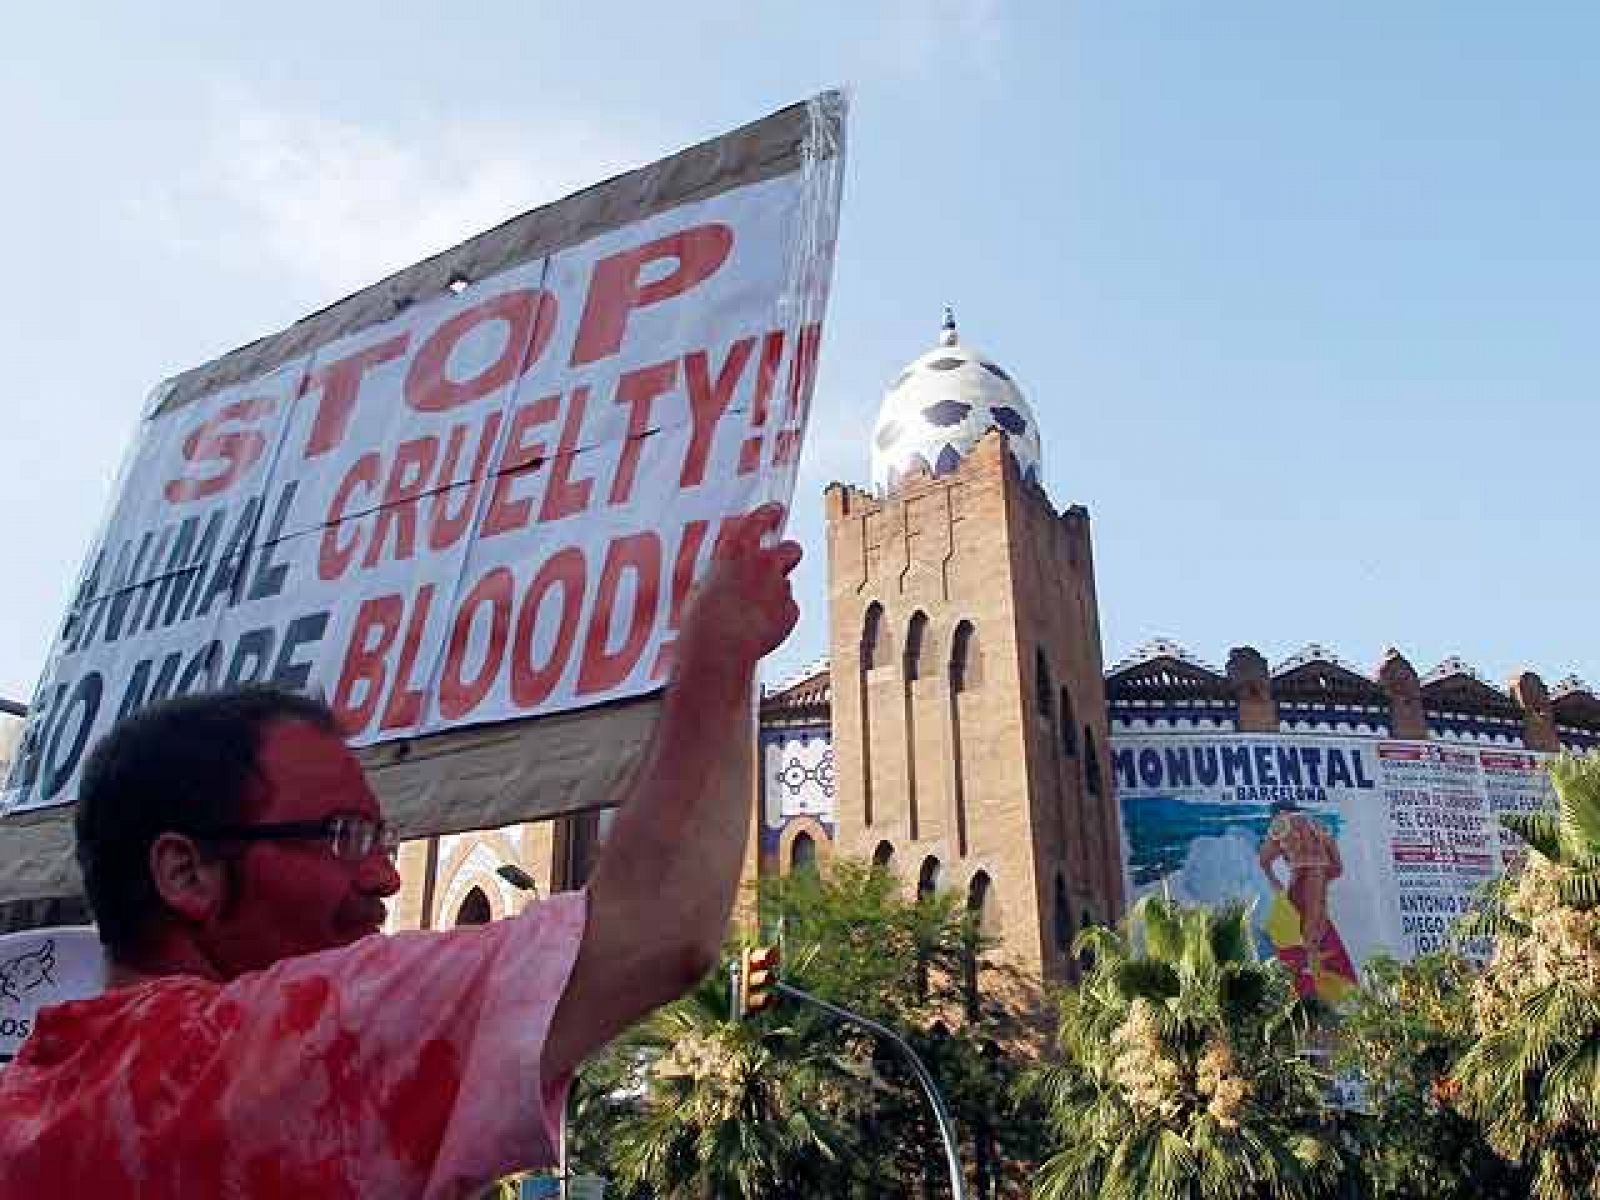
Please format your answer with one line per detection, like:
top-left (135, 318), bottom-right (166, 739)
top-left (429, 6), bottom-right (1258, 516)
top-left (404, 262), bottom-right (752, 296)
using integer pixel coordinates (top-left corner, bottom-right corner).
top-left (870, 310), bottom-right (1043, 494)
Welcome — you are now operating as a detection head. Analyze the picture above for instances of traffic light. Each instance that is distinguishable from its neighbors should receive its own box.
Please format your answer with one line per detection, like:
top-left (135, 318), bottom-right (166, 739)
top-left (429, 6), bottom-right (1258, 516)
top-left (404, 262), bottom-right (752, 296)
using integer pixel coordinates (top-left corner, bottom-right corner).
top-left (738, 944), bottom-right (781, 1017)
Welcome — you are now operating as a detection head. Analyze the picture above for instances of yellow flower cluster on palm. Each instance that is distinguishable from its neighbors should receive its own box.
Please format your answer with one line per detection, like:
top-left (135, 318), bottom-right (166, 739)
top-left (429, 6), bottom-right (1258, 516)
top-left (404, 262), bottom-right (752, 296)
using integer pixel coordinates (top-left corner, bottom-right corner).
top-left (1456, 751), bottom-right (1600, 1200)
top-left (1197, 1037), bottom-right (1252, 1131)
top-left (1020, 896), bottom-right (1340, 1200)
top-left (1109, 999), bottom-right (1186, 1121)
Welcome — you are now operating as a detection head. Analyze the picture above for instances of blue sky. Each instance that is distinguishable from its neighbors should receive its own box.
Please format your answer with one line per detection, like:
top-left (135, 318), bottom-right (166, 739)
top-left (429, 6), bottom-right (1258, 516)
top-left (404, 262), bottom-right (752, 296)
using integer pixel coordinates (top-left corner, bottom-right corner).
top-left (2, 3), bottom-right (1597, 704)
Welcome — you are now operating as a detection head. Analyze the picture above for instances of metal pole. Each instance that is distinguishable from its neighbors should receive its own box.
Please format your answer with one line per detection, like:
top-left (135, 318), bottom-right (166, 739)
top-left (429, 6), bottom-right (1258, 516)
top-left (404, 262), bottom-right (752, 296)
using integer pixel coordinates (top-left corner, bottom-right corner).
top-left (558, 1087), bottom-right (568, 1200)
top-left (776, 981), bottom-right (967, 1200)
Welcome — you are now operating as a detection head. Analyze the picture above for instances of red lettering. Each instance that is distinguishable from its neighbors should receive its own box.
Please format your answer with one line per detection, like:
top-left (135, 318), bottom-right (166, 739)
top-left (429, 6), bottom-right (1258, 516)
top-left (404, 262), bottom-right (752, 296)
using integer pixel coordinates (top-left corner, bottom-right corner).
top-left (379, 584), bottom-right (435, 731)
top-left (302, 335), bottom-right (409, 459)
top-left (333, 594), bottom-right (403, 733)
top-left (570, 224), bottom-right (733, 367)
top-left (481, 394), bottom-right (559, 539)
top-left (439, 568), bottom-right (513, 720)
top-left (363, 436), bottom-right (439, 568)
top-left (539, 387), bottom-right (595, 524)
top-left (406, 289), bottom-right (556, 413)
top-left (610, 361), bottom-right (677, 505)
top-left (163, 396), bottom-right (276, 504)
top-left (577, 532), bottom-right (662, 695)
top-left (773, 322), bottom-right (823, 467)
top-left (427, 412), bottom-right (503, 551)
top-left (510, 548), bottom-right (586, 708)
top-left (680, 338), bottom-right (755, 488)
top-left (318, 453), bottom-right (381, 581)
top-left (739, 330), bottom-right (786, 474)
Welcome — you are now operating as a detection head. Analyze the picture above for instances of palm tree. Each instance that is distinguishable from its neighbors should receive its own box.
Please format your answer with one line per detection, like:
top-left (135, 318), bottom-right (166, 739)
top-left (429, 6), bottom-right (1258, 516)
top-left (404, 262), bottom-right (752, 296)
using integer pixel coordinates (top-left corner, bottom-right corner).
top-left (580, 859), bottom-right (1049, 1198)
top-left (1020, 895), bottom-right (1341, 1200)
top-left (1455, 750), bottom-right (1600, 1200)
top-left (1334, 952), bottom-right (1528, 1199)
top-left (604, 969), bottom-right (856, 1199)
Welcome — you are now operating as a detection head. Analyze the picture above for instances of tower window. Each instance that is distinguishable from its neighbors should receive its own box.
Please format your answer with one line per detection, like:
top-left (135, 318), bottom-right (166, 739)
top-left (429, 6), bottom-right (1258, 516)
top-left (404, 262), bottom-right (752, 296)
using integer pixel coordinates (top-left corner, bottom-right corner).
top-left (966, 871), bottom-right (993, 933)
top-left (950, 621), bottom-right (980, 691)
top-left (455, 887), bottom-right (492, 927)
top-left (1053, 873), bottom-right (1071, 955)
top-left (1085, 729), bottom-right (1103, 798)
top-left (964, 872), bottom-right (993, 1018)
top-left (861, 602), bottom-right (890, 671)
top-left (1035, 649), bottom-right (1054, 719)
top-left (790, 831), bottom-right (818, 874)
top-left (1059, 687), bottom-right (1077, 757)
top-left (904, 611), bottom-right (930, 681)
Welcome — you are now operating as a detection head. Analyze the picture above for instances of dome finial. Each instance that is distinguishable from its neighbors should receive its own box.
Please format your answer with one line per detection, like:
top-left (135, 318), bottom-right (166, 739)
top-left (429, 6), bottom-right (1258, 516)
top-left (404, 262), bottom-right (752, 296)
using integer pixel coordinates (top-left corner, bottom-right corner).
top-left (939, 305), bottom-right (958, 347)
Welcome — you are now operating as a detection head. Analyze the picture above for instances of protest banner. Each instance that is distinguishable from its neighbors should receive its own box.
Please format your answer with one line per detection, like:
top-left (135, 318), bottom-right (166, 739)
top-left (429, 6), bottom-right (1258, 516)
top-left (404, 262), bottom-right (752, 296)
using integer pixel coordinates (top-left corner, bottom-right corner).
top-left (1114, 732), bottom-right (1555, 1001)
top-left (0, 93), bottom-right (847, 911)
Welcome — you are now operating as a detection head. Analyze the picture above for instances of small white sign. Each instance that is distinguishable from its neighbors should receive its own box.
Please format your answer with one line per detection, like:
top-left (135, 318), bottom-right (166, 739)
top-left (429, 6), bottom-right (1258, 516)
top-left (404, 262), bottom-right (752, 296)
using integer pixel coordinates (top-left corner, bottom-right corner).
top-left (0, 925), bottom-right (106, 1063)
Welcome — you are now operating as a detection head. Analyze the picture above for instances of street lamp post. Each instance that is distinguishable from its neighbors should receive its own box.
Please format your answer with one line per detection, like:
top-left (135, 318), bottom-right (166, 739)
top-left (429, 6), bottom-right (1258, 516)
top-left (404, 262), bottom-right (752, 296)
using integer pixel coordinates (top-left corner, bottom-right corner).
top-left (775, 981), bottom-right (968, 1200)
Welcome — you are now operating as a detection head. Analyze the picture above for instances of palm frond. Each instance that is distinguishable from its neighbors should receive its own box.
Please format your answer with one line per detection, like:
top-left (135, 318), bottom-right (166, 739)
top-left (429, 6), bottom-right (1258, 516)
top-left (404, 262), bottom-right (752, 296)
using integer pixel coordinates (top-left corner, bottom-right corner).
top-left (1504, 812), bottom-right (1565, 863)
top-left (1556, 867), bottom-right (1600, 910)
top-left (1133, 893), bottom-right (1186, 964)
top-left (1114, 958), bottom-right (1181, 1002)
top-left (1550, 751), bottom-right (1600, 866)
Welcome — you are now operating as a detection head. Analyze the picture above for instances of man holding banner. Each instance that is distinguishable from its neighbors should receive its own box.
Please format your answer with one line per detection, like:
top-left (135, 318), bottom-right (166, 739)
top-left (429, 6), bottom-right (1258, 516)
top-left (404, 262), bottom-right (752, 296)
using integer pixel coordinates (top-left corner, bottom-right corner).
top-left (0, 501), bottom-right (800, 1198)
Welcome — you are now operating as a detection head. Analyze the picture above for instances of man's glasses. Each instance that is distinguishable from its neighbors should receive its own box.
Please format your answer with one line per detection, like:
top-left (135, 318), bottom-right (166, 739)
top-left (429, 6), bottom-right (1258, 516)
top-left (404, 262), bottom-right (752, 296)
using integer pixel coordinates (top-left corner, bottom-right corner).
top-left (196, 814), bottom-right (399, 863)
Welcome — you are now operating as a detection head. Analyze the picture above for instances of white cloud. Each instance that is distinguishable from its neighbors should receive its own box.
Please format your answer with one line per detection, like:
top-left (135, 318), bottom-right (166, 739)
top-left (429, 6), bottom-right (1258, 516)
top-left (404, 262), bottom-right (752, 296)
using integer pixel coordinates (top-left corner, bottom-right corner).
top-left (137, 92), bottom-right (652, 297)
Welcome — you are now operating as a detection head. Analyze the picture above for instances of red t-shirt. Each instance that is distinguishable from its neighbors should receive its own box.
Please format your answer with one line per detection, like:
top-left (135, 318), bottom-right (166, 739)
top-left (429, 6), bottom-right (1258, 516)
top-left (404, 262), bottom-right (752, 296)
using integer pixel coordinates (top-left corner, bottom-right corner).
top-left (0, 891), bottom-right (587, 1199)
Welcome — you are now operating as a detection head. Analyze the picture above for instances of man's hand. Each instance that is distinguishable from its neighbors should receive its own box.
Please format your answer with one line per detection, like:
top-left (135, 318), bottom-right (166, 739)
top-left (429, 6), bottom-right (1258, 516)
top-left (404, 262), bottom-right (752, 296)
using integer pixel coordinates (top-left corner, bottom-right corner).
top-left (542, 502), bottom-right (801, 1084)
top-left (675, 502), bottom-right (803, 681)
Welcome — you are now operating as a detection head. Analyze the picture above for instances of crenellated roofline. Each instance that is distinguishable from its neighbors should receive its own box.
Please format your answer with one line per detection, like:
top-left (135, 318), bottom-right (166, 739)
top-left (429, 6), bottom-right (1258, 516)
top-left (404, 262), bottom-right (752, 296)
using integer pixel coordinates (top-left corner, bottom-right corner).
top-left (759, 639), bottom-right (1600, 749)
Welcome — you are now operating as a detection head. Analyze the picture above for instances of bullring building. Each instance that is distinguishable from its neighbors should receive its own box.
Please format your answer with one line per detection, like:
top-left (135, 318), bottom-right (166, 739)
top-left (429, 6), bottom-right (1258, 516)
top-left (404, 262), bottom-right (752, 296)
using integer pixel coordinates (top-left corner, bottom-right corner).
top-left (392, 313), bottom-right (1600, 988)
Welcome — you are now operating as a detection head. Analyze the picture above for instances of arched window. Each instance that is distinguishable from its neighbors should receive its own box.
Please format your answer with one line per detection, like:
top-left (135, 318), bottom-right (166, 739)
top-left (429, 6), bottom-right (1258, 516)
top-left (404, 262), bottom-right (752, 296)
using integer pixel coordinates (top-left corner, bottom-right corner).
top-left (872, 840), bottom-right (896, 869)
top-left (1035, 649), bottom-right (1054, 719)
top-left (1052, 873), bottom-right (1071, 955)
top-left (949, 621), bottom-right (979, 691)
top-left (861, 602), bottom-right (889, 671)
top-left (1059, 687), bottom-right (1077, 757)
top-left (904, 611), bottom-right (930, 681)
top-left (902, 611), bottom-right (930, 840)
top-left (860, 603), bottom-right (887, 830)
top-left (790, 831), bottom-right (817, 873)
top-left (1084, 728), bottom-right (1103, 798)
top-left (948, 621), bottom-right (977, 857)
top-left (455, 886), bottom-right (492, 927)
top-left (967, 872), bottom-right (992, 932)
top-left (914, 856), bottom-right (942, 1000)
top-left (964, 872), bottom-right (992, 1018)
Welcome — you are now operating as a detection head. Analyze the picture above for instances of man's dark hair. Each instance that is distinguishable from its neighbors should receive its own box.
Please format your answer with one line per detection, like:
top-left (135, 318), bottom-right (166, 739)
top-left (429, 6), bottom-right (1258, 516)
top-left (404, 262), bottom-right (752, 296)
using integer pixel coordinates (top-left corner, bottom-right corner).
top-left (74, 686), bottom-right (341, 960)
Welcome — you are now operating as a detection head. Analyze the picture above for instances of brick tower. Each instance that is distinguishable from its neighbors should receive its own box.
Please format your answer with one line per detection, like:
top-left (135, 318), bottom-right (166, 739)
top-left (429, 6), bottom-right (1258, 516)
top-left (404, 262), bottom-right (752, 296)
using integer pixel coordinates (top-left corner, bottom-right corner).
top-left (824, 313), bottom-right (1121, 982)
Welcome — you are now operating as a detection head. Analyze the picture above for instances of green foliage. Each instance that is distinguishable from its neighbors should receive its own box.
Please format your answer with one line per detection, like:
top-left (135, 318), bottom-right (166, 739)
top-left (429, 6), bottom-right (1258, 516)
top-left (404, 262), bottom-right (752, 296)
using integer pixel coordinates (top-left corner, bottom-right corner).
top-left (1454, 752), bottom-right (1600, 1200)
top-left (562, 759), bottom-right (1600, 1200)
top-left (1020, 895), bottom-right (1342, 1200)
top-left (600, 973), bottom-right (855, 1199)
top-left (1334, 952), bottom-right (1528, 1199)
top-left (573, 857), bottom-right (1048, 1198)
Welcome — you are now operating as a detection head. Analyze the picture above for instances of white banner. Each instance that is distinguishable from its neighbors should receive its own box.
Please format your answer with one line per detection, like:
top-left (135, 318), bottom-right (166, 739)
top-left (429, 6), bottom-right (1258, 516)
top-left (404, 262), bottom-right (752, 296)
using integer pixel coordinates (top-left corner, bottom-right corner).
top-left (4, 102), bottom-right (845, 815)
top-left (0, 926), bottom-right (105, 1064)
top-left (1114, 733), bottom-right (1555, 1001)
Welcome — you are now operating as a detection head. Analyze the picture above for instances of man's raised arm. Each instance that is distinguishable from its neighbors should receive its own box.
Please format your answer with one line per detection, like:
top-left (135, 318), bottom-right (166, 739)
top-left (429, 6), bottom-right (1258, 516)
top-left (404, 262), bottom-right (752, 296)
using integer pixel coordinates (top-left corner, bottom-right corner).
top-left (543, 503), bottom-right (801, 1078)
